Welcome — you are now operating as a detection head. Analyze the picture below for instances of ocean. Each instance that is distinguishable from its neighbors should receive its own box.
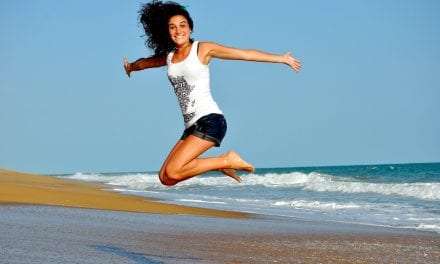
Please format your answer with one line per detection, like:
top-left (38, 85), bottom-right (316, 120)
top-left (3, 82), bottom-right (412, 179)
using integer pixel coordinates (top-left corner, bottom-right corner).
top-left (58, 162), bottom-right (440, 233)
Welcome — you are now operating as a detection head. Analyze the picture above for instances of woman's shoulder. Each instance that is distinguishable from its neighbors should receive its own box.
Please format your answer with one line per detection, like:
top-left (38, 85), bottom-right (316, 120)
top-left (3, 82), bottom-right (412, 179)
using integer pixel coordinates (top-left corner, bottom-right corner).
top-left (196, 41), bottom-right (225, 64)
top-left (198, 41), bottom-right (217, 47)
top-left (197, 41), bottom-right (220, 54)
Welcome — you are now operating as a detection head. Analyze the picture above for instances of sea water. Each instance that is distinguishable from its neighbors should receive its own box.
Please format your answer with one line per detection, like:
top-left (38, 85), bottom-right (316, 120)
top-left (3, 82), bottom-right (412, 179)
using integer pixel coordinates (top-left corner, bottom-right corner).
top-left (58, 162), bottom-right (440, 233)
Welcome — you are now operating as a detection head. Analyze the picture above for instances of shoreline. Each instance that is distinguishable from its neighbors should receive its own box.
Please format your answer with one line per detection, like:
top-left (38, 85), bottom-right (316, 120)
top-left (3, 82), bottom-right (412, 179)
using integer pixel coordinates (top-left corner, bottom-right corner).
top-left (0, 169), bottom-right (248, 218)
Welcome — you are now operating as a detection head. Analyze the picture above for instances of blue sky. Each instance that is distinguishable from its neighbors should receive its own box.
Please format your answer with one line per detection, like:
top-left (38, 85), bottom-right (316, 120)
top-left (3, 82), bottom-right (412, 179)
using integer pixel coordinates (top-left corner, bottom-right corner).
top-left (1, 0), bottom-right (439, 174)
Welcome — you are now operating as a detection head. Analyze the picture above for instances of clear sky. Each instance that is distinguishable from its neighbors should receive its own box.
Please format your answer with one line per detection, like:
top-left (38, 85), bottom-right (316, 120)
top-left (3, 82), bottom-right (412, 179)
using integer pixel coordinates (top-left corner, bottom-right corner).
top-left (1, 0), bottom-right (439, 174)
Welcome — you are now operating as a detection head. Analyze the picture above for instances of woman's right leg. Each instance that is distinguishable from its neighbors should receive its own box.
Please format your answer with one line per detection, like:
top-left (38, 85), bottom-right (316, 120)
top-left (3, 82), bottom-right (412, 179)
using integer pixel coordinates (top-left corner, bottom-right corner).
top-left (158, 140), bottom-right (183, 186)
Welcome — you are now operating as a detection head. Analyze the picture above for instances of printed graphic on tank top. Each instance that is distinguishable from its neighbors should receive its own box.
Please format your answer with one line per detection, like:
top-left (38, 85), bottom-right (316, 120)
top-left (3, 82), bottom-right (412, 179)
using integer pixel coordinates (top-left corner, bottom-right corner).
top-left (168, 76), bottom-right (196, 123)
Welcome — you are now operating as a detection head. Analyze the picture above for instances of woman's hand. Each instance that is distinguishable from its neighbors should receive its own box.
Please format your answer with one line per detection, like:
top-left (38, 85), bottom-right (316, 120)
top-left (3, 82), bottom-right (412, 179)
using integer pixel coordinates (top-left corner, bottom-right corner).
top-left (283, 52), bottom-right (301, 72)
top-left (123, 57), bottom-right (131, 77)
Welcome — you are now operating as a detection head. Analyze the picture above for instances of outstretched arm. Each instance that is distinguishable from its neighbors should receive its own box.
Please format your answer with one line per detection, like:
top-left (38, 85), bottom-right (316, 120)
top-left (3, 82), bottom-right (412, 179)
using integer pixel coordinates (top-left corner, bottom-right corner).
top-left (200, 42), bottom-right (301, 72)
top-left (123, 55), bottom-right (167, 77)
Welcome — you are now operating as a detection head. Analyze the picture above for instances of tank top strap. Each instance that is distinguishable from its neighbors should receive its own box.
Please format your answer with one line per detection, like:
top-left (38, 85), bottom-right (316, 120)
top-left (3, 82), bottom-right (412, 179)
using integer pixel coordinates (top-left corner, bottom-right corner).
top-left (188, 41), bottom-right (199, 61)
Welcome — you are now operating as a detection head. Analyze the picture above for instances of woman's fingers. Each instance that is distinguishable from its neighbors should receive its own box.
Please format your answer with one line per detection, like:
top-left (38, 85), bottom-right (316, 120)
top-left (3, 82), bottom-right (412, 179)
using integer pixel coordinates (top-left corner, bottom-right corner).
top-left (283, 52), bottom-right (302, 72)
top-left (123, 57), bottom-right (131, 77)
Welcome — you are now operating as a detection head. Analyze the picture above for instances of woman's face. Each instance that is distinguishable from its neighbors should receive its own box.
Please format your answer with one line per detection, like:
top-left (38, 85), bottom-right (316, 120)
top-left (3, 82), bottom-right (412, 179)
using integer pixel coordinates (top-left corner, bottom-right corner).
top-left (168, 15), bottom-right (191, 47)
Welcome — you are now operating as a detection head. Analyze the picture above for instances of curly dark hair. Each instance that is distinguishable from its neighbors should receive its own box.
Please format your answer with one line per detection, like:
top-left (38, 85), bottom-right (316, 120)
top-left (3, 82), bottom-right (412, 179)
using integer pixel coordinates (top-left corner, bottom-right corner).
top-left (139, 0), bottom-right (194, 57)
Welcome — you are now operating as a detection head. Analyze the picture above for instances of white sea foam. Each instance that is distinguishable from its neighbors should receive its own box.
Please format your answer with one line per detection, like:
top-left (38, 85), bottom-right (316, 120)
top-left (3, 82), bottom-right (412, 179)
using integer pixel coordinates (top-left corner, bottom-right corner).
top-left (241, 172), bottom-right (327, 187)
top-left (302, 177), bottom-right (440, 200)
top-left (416, 223), bottom-right (440, 233)
top-left (177, 199), bottom-right (226, 204)
top-left (107, 174), bottom-right (162, 190)
top-left (273, 200), bottom-right (362, 210)
top-left (62, 171), bottom-right (440, 200)
top-left (63, 172), bottom-right (161, 189)
top-left (64, 172), bottom-right (116, 182)
top-left (226, 172), bottom-right (440, 200)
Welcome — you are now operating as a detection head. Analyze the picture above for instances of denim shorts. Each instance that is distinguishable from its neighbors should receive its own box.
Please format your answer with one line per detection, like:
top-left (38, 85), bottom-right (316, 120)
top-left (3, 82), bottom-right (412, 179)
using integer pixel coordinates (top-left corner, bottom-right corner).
top-left (180, 113), bottom-right (227, 147)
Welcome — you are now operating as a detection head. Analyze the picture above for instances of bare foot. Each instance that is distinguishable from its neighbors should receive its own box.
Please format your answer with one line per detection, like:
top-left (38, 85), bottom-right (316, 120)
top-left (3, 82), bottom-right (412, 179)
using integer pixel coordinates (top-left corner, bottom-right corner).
top-left (219, 168), bottom-right (241, 183)
top-left (219, 154), bottom-right (241, 183)
top-left (225, 151), bottom-right (255, 173)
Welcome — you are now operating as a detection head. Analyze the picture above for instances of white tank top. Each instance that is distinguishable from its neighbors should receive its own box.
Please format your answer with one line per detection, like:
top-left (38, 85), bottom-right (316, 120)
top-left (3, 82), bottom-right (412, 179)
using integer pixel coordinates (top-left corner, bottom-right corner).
top-left (167, 41), bottom-right (222, 128)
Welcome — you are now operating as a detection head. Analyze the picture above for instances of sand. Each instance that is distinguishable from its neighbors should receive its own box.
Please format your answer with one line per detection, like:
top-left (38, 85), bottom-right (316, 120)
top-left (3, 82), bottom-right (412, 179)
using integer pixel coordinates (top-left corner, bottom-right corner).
top-left (1, 169), bottom-right (439, 263)
top-left (0, 169), bottom-right (247, 218)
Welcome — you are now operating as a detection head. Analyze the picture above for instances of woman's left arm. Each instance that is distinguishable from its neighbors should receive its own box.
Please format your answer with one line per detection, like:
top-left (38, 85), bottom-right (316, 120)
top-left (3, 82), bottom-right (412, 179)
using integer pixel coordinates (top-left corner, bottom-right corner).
top-left (200, 42), bottom-right (301, 72)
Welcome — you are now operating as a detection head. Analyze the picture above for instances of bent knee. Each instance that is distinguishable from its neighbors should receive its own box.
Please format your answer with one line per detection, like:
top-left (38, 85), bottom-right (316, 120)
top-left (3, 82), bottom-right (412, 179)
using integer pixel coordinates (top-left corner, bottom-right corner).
top-left (158, 171), bottom-right (178, 186)
top-left (164, 166), bottom-right (183, 181)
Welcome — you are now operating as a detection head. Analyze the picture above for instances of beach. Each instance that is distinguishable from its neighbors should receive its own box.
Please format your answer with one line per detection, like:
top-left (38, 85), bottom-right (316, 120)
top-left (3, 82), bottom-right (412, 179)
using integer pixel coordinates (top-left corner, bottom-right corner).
top-left (1, 169), bottom-right (439, 263)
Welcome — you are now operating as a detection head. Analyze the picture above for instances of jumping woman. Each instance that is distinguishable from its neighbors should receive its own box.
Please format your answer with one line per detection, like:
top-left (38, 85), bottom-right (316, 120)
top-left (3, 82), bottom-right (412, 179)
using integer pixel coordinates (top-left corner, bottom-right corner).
top-left (124, 1), bottom-right (301, 186)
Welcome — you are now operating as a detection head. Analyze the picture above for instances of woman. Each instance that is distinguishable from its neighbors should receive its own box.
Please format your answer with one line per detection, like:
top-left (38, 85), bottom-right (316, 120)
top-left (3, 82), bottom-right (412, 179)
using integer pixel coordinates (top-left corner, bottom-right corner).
top-left (124, 1), bottom-right (301, 186)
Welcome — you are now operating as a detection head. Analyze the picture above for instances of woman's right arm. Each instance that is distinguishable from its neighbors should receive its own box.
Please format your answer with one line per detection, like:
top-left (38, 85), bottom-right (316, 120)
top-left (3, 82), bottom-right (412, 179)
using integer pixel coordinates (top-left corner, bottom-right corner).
top-left (123, 55), bottom-right (167, 77)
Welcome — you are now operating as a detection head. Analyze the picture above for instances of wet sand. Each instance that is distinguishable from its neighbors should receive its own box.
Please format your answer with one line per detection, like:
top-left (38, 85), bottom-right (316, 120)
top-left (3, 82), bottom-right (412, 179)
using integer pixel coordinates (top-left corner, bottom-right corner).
top-left (1, 169), bottom-right (439, 263)
top-left (1, 205), bottom-right (439, 263)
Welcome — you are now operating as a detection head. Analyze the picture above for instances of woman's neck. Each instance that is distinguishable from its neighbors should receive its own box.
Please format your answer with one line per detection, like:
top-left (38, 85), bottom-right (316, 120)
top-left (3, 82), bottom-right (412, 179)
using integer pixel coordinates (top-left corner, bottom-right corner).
top-left (175, 41), bottom-right (192, 53)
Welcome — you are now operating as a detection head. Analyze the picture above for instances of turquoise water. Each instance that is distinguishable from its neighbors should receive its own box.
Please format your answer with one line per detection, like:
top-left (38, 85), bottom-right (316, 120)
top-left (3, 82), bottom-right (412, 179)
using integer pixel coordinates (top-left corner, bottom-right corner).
top-left (60, 162), bottom-right (440, 233)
